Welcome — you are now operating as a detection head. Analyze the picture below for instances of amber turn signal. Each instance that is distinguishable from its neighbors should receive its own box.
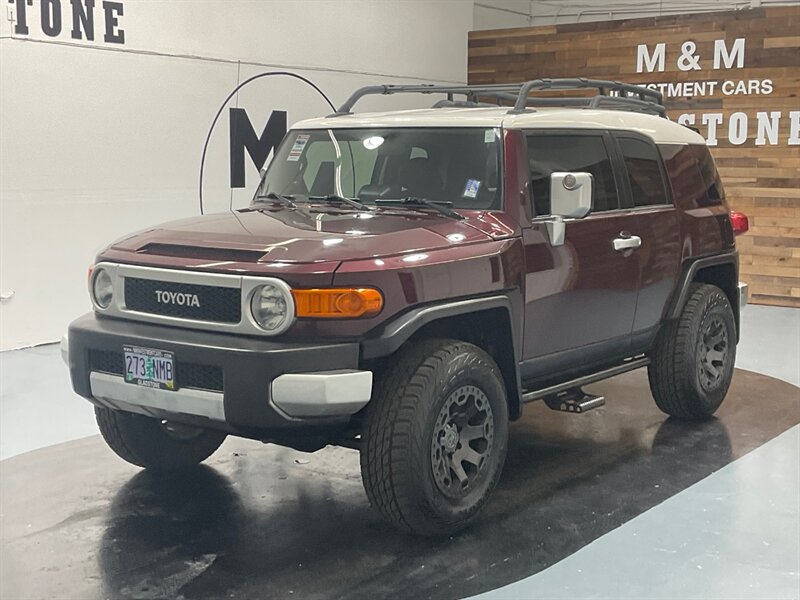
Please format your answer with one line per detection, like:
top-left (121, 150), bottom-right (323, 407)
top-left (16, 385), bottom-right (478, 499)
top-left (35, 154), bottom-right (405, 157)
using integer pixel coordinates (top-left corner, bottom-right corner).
top-left (292, 288), bottom-right (383, 318)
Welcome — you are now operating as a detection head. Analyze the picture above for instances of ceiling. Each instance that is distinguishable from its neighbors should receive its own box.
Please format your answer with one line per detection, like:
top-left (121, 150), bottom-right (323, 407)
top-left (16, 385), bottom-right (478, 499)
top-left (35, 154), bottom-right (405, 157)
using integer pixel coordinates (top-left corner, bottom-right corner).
top-left (472, 0), bottom-right (799, 29)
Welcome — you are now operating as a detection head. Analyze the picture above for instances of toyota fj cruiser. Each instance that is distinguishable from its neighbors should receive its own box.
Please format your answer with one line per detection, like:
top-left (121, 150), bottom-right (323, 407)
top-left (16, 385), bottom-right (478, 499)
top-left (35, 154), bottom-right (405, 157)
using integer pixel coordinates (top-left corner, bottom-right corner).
top-left (64, 79), bottom-right (749, 536)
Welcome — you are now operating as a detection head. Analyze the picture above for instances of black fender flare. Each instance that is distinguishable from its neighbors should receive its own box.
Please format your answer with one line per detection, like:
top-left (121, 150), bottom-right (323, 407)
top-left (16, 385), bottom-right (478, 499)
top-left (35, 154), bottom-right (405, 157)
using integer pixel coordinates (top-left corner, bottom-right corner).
top-left (359, 293), bottom-right (524, 418)
top-left (665, 250), bottom-right (740, 336)
top-left (360, 294), bottom-right (521, 361)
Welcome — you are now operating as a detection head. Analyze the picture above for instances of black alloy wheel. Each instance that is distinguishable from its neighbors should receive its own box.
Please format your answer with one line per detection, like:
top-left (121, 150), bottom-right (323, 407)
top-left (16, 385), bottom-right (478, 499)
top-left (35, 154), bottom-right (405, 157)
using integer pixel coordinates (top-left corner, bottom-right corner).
top-left (431, 385), bottom-right (495, 499)
top-left (697, 315), bottom-right (730, 392)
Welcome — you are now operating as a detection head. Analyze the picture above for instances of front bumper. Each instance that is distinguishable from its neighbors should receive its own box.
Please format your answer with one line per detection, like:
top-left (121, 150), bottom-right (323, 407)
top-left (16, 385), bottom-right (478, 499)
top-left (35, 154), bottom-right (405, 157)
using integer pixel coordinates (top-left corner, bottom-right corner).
top-left (63, 313), bottom-right (372, 431)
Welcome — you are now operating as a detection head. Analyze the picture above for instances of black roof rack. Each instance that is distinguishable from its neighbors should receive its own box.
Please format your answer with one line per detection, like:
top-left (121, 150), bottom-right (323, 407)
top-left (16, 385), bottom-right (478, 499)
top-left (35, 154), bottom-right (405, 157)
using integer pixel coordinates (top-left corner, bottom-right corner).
top-left (332, 78), bottom-right (666, 118)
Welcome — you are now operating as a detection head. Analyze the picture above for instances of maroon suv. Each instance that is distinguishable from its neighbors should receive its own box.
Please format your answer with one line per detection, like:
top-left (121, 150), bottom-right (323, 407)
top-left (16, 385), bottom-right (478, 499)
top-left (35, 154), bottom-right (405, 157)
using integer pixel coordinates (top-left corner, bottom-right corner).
top-left (64, 79), bottom-right (749, 535)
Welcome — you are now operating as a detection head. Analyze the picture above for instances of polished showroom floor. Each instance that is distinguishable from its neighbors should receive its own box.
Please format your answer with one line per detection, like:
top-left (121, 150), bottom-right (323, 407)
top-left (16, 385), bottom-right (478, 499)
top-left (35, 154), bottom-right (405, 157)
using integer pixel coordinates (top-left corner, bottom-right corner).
top-left (1, 305), bottom-right (798, 600)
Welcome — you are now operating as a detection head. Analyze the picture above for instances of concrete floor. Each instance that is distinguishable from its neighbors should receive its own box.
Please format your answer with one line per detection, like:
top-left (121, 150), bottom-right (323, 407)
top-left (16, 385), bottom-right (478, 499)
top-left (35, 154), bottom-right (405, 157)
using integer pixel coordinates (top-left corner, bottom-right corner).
top-left (0, 304), bottom-right (798, 600)
top-left (471, 304), bottom-right (800, 600)
top-left (0, 343), bottom-right (96, 460)
top-left (474, 425), bottom-right (800, 600)
top-left (735, 305), bottom-right (800, 388)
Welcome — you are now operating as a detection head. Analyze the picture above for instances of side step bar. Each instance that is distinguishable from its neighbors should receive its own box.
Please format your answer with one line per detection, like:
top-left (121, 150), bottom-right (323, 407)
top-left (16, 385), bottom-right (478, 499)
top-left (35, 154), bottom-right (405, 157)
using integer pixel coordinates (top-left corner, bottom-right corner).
top-left (521, 356), bottom-right (650, 404)
top-left (544, 388), bottom-right (606, 413)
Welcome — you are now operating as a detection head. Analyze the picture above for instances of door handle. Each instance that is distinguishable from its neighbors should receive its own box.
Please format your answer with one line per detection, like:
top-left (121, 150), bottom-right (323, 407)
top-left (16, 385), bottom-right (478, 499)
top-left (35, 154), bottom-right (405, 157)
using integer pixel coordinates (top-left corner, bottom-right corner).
top-left (613, 235), bottom-right (642, 251)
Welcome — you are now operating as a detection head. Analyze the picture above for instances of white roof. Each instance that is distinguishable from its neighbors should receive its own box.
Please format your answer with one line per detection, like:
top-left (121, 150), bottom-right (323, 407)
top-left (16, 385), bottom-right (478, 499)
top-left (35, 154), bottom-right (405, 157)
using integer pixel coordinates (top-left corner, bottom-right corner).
top-left (293, 106), bottom-right (704, 145)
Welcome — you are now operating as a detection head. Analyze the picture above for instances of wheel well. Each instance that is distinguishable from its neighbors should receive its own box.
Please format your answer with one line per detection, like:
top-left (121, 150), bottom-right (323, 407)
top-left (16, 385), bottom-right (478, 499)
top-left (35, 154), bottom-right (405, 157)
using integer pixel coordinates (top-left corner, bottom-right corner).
top-left (405, 308), bottom-right (522, 420)
top-left (693, 263), bottom-right (740, 336)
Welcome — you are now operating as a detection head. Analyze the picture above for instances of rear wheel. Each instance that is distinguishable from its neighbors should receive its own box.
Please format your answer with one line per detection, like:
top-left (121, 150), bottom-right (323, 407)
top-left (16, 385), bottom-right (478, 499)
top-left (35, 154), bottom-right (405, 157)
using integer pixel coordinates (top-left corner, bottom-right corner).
top-left (648, 283), bottom-right (736, 420)
top-left (360, 339), bottom-right (509, 536)
top-left (95, 407), bottom-right (226, 470)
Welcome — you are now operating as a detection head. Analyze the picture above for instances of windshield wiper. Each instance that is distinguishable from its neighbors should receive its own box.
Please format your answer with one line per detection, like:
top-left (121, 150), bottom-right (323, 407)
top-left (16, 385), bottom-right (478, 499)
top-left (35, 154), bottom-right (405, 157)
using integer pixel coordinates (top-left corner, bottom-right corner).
top-left (308, 194), bottom-right (372, 212)
top-left (254, 192), bottom-right (297, 208)
top-left (374, 197), bottom-right (463, 220)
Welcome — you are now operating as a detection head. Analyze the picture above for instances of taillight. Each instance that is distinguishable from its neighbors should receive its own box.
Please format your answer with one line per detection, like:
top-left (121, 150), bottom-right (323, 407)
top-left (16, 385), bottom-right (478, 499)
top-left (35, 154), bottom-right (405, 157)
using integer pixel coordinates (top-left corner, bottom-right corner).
top-left (730, 211), bottom-right (749, 236)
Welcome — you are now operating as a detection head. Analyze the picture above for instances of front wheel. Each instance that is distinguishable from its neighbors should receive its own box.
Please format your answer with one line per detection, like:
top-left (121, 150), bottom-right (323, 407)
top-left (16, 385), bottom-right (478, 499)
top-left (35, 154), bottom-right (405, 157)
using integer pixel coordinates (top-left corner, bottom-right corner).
top-left (95, 407), bottom-right (227, 470)
top-left (360, 339), bottom-right (509, 536)
top-left (648, 283), bottom-right (737, 420)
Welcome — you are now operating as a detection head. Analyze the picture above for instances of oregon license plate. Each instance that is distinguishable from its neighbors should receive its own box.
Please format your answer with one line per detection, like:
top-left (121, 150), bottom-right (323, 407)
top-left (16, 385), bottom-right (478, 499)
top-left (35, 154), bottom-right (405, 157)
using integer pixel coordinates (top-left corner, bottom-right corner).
top-left (123, 345), bottom-right (175, 391)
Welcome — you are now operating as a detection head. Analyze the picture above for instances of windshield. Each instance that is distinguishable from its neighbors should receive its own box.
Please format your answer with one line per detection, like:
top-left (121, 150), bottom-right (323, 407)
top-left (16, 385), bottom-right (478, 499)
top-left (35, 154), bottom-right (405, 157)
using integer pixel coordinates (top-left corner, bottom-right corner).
top-left (257, 127), bottom-right (502, 210)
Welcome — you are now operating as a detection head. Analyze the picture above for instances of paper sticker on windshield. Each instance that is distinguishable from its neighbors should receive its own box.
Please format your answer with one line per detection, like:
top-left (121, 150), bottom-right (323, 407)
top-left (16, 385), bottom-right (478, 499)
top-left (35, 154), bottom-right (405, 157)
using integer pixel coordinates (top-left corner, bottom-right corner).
top-left (463, 179), bottom-right (481, 198)
top-left (484, 129), bottom-right (495, 143)
top-left (287, 134), bottom-right (310, 162)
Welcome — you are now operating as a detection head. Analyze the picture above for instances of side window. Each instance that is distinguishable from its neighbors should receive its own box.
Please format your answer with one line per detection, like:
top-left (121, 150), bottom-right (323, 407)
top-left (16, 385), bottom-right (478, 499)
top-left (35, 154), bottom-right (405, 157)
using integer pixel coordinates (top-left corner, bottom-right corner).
top-left (526, 134), bottom-right (619, 215)
top-left (690, 144), bottom-right (726, 204)
top-left (659, 143), bottom-right (707, 208)
top-left (618, 137), bottom-right (670, 207)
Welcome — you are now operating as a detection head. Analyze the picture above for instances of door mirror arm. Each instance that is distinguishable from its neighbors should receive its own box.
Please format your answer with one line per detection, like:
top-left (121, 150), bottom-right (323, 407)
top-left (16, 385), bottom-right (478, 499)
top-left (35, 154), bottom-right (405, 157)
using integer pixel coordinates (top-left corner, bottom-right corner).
top-left (544, 216), bottom-right (566, 247)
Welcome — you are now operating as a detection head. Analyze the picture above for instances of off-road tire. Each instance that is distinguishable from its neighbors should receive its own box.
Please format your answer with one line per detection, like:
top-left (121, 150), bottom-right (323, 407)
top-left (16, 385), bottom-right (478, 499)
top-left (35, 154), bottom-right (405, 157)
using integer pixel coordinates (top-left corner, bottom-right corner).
top-left (360, 339), bottom-right (509, 536)
top-left (95, 407), bottom-right (226, 470)
top-left (648, 283), bottom-right (736, 420)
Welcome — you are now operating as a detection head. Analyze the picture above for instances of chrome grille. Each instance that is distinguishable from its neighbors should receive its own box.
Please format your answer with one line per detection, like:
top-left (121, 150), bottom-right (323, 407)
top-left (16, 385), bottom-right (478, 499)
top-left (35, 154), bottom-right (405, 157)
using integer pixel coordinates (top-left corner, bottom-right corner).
top-left (92, 262), bottom-right (294, 336)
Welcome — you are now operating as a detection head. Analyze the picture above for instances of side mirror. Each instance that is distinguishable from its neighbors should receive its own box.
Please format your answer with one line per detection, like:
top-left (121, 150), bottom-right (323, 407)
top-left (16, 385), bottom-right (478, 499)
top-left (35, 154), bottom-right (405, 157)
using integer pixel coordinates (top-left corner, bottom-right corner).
top-left (550, 172), bottom-right (593, 219)
top-left (542, 172), bottom-right (593, 247)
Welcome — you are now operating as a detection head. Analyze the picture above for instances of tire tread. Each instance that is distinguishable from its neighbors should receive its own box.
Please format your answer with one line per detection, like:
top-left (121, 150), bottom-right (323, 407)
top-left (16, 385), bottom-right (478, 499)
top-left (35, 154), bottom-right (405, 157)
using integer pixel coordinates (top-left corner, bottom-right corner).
top-left (360, 339), bottom-right (507, 535)
top-left (95, 407), bottom-right (226, 470)
top-left (648, 283), bottom-right (736, 420)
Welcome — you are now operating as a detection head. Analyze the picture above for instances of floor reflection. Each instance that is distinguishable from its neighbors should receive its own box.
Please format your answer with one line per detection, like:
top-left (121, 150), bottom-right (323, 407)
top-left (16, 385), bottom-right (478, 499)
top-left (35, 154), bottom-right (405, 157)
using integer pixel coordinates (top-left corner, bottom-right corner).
top-left (98, 467), bottom-right (243, 599)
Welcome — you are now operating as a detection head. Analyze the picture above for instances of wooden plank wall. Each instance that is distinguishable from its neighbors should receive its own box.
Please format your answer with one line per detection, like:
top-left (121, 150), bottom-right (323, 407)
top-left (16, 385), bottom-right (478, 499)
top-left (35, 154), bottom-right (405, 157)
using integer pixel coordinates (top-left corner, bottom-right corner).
top-left (469, 6), bottom-right (800, 307)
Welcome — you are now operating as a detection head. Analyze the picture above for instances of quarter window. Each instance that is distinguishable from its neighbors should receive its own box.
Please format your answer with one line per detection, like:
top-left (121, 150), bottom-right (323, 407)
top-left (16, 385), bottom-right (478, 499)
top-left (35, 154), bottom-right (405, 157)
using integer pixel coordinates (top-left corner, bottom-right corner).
top-left (526, 134), bottom-right (619, 215)
top-left (659, 143), bottom-right (707, 207)
top-left (690, 144), bottom-right (726, 204)
top-left (618, 137), bottom-right (670, 207)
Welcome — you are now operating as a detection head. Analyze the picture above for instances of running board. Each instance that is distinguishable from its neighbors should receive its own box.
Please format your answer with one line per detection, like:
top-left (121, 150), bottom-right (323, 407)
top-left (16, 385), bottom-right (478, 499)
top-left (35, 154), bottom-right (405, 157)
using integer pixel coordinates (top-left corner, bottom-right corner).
top-left (520, 357), bottom-right (650, 404)
top-left (544, 388), bottom-right (605, 413)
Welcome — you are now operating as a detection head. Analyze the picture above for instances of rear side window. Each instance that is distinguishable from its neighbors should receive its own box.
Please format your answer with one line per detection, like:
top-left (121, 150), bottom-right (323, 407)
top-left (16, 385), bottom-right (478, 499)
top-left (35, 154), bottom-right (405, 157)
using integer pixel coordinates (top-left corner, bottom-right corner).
top-left (526, 134), bottom-right (619, 215)
top-left (617, 137), bottom-right (670, 207)
top-left (691, 144), bottom-right (725, 204)
top-left (658, 143), bottom-right (707, 207)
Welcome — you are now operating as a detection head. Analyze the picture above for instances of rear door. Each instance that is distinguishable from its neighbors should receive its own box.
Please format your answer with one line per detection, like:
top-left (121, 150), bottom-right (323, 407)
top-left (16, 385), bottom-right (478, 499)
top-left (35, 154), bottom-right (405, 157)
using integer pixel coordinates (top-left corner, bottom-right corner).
top-left (611, 133), bottom-right (681, 350)
top-left (521, 130), bottom-right (640, 377)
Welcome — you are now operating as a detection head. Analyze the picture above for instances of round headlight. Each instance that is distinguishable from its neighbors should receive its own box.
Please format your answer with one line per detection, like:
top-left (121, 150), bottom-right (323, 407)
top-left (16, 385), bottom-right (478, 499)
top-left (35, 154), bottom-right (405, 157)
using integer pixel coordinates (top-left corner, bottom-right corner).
top-left (92, 268), bottom-right (114, 309)
top-left (250, 283), bottom-right (293, 333)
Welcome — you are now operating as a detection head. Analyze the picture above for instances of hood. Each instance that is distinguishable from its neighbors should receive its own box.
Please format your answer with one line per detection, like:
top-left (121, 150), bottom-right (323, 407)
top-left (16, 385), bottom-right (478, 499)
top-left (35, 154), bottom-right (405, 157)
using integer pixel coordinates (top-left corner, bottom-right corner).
top-left (108, 205), bottom-right (518, 264)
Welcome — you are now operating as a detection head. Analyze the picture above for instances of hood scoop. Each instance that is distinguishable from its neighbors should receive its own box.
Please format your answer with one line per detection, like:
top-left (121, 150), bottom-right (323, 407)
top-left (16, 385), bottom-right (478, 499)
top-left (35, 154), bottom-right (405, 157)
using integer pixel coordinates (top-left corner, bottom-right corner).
top-left (137, 243), bottom-right (267, 263)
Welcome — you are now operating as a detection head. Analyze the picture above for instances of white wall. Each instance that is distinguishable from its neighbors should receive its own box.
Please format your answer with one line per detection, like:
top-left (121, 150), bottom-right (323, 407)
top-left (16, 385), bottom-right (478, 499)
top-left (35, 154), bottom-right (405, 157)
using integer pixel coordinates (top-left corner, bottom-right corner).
top-left (473, 0), bottom-right (800, 29)
top-left (0, 0), bottom-right (473, 350)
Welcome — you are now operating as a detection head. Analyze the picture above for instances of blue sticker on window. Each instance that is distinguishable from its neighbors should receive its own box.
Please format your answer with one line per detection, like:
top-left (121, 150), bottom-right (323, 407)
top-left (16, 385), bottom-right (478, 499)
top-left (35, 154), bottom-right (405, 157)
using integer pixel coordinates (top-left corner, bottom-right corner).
top-left (463, 179), bottom-right (481, 198)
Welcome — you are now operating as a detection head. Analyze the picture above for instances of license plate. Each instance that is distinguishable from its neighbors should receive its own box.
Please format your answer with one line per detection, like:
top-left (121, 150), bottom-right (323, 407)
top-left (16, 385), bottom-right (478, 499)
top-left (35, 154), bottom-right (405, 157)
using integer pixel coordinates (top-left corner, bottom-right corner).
top-left (123, 345), bottom-right (176, 391)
